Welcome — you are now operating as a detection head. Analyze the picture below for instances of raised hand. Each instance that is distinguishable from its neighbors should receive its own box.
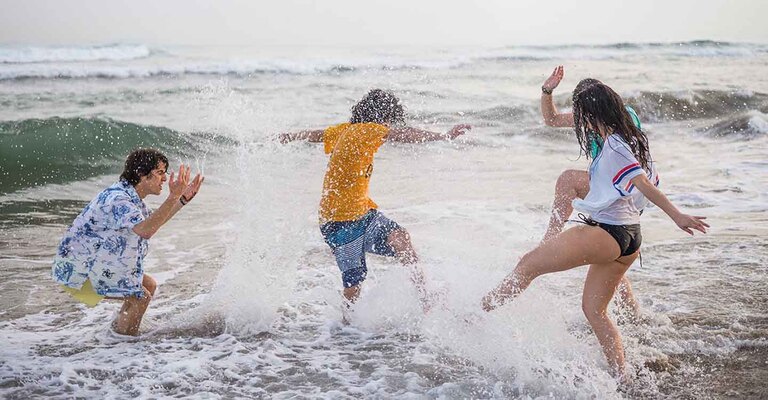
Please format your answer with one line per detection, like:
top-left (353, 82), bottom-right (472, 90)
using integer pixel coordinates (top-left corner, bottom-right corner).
top-left (168, 164), bottom-right (191, 199)
top-left (445, 124), bottom-right (472, 140)
top-left (673, 213), bottom-right (709, 235)
top-left (181, 173), bottom-right (204, 204)
top-left (542, 65), bottom-right (564, 92)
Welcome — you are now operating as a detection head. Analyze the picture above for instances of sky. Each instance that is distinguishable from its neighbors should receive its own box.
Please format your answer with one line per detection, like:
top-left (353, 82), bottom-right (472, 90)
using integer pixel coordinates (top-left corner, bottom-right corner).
top-left (0, 0), bottom-right (766, 47)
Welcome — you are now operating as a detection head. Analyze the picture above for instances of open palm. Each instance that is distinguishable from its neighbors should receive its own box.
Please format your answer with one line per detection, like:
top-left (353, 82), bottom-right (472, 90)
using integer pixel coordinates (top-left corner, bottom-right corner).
top-left (542, 65), bottom-right (564, 92)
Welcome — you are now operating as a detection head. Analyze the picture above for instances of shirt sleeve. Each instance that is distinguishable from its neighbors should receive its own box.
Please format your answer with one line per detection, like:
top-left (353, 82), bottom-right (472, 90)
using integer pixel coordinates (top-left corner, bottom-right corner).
top-left (604, 138), bottom-right (646, 196)
top-left (106, 193), bottom-right (146, 231)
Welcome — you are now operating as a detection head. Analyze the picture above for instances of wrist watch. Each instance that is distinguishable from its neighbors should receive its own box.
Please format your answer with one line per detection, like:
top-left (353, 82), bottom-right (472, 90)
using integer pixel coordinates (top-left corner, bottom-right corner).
top-left (541, 86), bottom-right (553, 95)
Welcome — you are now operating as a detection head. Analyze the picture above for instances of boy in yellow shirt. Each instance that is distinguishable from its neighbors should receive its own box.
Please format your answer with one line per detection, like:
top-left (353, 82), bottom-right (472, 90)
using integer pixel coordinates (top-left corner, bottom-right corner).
top-left (283, 89), bottom-right (470, 307)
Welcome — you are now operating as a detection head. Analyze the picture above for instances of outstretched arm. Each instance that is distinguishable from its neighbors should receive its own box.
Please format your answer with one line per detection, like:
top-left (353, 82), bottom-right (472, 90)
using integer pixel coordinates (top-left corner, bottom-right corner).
top-left (278, 129), bottom-right (325, 143)
top-left (132, 164), bottom-right (205, 239)
top-left (631, 174), bottom-right (709, 235)
top-left (387, 124), bottom-right (471, 143)
top-left (541, 65), bottom-right (575, 128)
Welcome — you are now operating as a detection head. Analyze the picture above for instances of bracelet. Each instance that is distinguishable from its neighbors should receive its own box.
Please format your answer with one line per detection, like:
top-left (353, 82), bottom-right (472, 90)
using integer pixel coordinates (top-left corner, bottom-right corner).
top-left (179, 196), bottom-right (188, 206)
top-left (541, 86), bottom-right (553, 95)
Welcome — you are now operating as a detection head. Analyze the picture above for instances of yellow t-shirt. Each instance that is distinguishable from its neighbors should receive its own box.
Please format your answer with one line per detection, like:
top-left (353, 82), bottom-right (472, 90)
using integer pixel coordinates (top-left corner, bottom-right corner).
top-left (319, 122), bottom-right (388, 223)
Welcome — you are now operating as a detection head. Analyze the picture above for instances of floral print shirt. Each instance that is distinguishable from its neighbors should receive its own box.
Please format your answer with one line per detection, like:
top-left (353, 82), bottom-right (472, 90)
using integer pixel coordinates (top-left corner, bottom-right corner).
top-left (52, 180), bottom-right (150, 298)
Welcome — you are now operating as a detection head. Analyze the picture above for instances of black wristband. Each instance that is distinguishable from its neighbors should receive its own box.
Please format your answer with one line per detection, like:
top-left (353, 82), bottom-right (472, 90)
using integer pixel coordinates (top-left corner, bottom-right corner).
top-left (179, 196), bottom-right (188, 206)
top-left (542, 86), bottom-right (553, 95)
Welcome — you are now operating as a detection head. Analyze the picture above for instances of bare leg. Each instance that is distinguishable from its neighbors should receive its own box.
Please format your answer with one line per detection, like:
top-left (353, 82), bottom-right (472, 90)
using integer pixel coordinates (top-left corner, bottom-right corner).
top-left (112, 274), bottom-right (156, 336)
top-left (142, 274), bottom-right (157, 297)
top-left (482, 224), bottom-right (621, 311)
top-left (616, 276), bottom-right (641, 322)
top-left (482, 224), bottom-right (639, 376)
top-left (543, 169), bottom-right (589, 243)
top-left (387, 228), bottom-right (430, 310)
top-left (343, 285), bottom-right (361, 304)
top-left (543, 170), bottom-right (642, 319)
top-left (582, 253), bottom-right (638, 379)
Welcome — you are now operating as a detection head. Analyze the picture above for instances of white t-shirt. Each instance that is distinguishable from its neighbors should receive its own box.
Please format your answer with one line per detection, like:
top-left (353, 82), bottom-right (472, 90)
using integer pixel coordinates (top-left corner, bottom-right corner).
top-left (572, 134), bottom-right (659, 225)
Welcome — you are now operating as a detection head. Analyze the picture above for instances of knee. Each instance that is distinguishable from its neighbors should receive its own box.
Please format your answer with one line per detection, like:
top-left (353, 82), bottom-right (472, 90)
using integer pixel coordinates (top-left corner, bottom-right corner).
top-left (582, 298), bottom-right (608, 322)
top-left (516, 253), bottom-right (543, 280)
top-left (143, 275), bottom-right (158, 297)
top-left (390, 228), bottom-right (411, 244)
top-left (555, 170), bottom-right (582, 191)
top-left (138, 288), bottom-right (153, 305)
top-left (388, 228), bottom-right (413, 253)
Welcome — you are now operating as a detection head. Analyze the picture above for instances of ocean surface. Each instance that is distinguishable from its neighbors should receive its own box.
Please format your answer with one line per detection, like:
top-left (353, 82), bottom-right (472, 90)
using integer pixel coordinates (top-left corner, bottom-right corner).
top-left (0, 41), bottom-right (766, 399)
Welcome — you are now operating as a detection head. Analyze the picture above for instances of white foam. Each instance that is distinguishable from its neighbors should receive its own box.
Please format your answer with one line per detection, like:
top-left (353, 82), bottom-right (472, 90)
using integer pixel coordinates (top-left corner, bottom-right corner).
top-left (0, 44), bottom-right (152, 63)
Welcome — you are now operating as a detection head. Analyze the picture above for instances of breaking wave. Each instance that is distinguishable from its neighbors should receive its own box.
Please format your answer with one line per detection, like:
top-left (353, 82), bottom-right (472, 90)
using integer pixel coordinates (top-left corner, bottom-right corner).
top-left (0, 117), bottom-right (235, 194)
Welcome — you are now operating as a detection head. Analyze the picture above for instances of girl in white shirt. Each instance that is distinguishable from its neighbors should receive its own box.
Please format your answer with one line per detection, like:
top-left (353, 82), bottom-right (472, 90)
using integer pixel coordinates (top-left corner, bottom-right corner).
top-left (482, 82), bottom-right (709, 380)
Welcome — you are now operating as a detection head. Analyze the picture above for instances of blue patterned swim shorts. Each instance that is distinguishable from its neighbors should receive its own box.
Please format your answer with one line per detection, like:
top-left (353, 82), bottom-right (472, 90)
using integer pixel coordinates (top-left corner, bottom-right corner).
top-left (319, 209), bottom-right (401, 288)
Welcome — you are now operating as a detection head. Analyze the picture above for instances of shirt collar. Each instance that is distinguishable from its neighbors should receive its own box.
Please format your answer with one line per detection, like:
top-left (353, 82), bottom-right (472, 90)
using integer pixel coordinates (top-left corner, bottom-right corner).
top-left (118, 179), bottom-right (143, 204)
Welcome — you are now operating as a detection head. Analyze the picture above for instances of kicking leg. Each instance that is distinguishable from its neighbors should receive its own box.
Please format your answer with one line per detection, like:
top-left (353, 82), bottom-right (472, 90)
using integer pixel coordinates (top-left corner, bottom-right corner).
top-left (542, 170), bottom-right (642, 319)
top-left (482, 224), bottom-right (621, 311)
top-left (543, 169), bottom-right (589, 242)
top-left (582, 253), bottom-right (637, 378)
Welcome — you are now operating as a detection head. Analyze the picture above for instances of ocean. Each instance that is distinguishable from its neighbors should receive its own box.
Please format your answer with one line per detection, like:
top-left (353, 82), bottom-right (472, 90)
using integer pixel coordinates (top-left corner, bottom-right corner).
top-left (0, 41), bottom-right (766, 399)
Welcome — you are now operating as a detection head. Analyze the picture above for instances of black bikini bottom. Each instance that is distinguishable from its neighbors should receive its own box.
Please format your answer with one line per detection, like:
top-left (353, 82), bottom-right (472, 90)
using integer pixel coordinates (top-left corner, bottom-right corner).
top-left (576, 214), bottom-right (642, 257)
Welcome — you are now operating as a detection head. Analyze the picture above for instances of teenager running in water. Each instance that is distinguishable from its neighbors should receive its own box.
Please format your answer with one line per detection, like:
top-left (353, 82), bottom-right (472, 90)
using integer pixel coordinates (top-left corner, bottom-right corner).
top-left (482, 81), bottom-right (708, 379)
top-left (283, 89), bottom-right (470, 309)
top-left (278, 91), bottom-right (470, 144)
top-left (540, 66), bottom-right (644, 319)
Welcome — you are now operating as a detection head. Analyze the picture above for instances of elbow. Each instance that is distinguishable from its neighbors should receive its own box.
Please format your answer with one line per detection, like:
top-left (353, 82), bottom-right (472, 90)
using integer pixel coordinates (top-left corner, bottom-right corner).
top-left (137, 231), bottom-right (153, 240)
top-left (132, 228), bottom-right (154, 240)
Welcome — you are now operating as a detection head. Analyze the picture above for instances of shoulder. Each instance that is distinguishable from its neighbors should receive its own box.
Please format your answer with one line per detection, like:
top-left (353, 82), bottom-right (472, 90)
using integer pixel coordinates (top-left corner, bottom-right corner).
top-left (350, 123), bottom-right (388, 138)
top-left (604, 134), bottom-right (633, 154)
top-left (323, 123), bottom-right (349, 153)
top-left (602, 134), bottom-right (642, 166)
top-left (97, 182), bottom-right (139, 207)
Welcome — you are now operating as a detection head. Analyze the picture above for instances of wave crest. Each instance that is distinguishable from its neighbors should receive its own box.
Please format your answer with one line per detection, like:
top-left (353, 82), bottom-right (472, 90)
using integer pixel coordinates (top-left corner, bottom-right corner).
top-left (0, 44), bottom-right (152, 64)
top-left (624, 90), bottom-right (768, 122)
top-left (0, 117), bottom-right (234, 194)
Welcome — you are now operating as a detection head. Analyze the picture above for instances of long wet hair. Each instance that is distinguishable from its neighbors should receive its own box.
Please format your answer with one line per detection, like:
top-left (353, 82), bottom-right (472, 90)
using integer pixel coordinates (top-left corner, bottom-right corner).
top-left (120, 148), bottom-right (168, 186)
top-left (350, 89), bottom-right (406, 126)
top-left (572, 81), bottom-right (651, 169)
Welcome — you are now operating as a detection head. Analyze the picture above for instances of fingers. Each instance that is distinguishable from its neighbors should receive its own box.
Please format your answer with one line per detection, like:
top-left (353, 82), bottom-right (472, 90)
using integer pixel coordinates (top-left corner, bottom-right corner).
top-left (177, 164), bottom-right (190, 186)
top-left (695, 220), bottom-right (708, 234)
top-left (169, 171), bottom-right (175, 185)
top-left (191, 173), bottom-right (202, 190)
top-left (695, 216), bottom-right (710, 228)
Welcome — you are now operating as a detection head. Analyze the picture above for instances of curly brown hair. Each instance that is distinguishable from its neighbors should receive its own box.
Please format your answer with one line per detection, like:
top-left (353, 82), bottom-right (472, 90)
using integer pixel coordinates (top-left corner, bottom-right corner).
top-left (119, 148), bottom-right (168, 186)
top-left (350, 89), bottom-right (405, 126)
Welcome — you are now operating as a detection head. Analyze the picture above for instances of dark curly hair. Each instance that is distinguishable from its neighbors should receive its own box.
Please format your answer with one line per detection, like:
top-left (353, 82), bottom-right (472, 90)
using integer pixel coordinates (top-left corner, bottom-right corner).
top-left (120, 148), bottom-right (168, 186)
top-left (572, 82), bottom-right (651, 169)
top-left (350, 89), bottom-right (405, 126)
